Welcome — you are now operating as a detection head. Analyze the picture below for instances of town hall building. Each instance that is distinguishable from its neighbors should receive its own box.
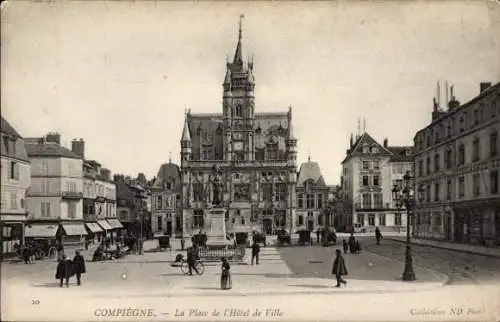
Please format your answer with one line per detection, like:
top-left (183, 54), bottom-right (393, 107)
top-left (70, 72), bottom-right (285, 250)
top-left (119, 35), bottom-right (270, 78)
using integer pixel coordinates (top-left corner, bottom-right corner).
top-left (180, 18), bottom-right (298, 237)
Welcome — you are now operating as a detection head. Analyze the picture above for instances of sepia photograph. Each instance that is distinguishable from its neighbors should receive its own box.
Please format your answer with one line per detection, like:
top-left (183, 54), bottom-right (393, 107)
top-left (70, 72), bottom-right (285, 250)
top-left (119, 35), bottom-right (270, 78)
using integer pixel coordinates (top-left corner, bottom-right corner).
top-left (1, 0), bottom-right (500, 321)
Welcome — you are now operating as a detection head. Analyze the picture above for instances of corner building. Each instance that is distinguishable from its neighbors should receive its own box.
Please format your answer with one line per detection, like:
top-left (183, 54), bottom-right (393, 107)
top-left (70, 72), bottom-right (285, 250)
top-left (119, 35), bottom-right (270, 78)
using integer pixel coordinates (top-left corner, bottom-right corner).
top-left (414, 82), bottom-right (500, 245)
top-left (180, 21), bottom-right (298, 236)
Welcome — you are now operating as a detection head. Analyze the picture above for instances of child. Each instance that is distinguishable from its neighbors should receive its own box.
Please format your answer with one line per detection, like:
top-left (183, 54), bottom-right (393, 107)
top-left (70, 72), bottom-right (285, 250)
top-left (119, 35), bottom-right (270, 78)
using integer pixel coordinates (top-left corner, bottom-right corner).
top-left (342, 240), bottom-right (348, 254)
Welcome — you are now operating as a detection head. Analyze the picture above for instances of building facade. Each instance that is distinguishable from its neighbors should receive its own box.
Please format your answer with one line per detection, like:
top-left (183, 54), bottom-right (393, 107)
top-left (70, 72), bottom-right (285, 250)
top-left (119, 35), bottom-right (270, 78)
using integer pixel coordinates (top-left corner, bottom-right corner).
top-left (24, 133), bottom-right (87, 248)
top-left (340, 132), bottom-right (411, 233)
top-left (180, 20), bottom-right (298, 237)
top-left (414, 82), bottom-right (500, 245)
top-left (151, 160), bottom-right (182, 236)
top-left (295, 157), bottom-right (330, 233)
top-left (115, 175), bottom-right (148, 238)
top-left (0, 117), bottom-right (31, 259)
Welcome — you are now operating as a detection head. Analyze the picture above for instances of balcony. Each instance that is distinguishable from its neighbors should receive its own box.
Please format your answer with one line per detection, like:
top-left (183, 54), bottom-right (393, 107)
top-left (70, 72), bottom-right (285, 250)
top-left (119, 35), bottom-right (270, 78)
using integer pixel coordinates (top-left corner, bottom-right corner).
top-left (62, 191), bottom-right (83, 200)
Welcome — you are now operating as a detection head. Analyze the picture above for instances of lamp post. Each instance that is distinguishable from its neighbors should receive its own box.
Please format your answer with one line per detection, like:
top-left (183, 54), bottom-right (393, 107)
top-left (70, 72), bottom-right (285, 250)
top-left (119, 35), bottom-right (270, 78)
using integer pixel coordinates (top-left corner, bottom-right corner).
top-left (391, 171), bottom-right (425, 282)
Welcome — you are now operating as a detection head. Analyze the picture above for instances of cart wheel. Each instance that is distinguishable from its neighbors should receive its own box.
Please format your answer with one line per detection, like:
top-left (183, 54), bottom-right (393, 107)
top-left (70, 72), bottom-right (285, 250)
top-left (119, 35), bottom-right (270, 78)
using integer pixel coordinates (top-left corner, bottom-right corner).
top-left (181, 261), bottom-right (190, 275)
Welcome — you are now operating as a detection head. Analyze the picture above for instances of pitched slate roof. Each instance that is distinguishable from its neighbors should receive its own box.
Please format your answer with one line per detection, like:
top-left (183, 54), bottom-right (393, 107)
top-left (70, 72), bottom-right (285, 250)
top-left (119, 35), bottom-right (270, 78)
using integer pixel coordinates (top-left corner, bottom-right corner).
top-left (1, 117), bottom-right (30, 162)
top-left (154, 162), bottom-right (181, 190)
top-left (26, 141), bottom-right (81, 159)
top-left (341, 132), bottom-right (392, 164)
top-left (387, 146), bottom-right (414, 162)
top-left (297, 160), bottom-right (326, 187)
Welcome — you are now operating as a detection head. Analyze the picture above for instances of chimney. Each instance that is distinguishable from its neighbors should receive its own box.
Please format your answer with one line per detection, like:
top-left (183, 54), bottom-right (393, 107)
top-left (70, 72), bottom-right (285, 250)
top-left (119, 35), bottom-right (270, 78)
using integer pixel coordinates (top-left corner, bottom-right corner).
top-left (383, 138), bottom-right (388, 148)
top-left (113, 174), bottom-right (124, 183)
top-left (101, 168), bottom-right (111, 181)
top-left (71, 138), bottom-right (85, 158)
top-left (480, 82), bottom-right (492, 93)
top-left (46, 132), bottom-right (61, 144)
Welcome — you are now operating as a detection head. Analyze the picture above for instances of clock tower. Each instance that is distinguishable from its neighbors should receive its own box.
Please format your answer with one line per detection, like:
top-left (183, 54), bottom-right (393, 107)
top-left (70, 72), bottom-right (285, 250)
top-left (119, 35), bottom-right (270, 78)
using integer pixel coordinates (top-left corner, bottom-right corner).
top-left (223, 15), bottom-right (256, 162)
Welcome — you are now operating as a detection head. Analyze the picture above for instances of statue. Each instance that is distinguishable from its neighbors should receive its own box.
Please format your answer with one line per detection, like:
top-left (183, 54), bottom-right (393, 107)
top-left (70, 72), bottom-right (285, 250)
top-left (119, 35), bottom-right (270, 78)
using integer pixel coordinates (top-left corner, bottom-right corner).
top-left (209, 165), bottom-right (223, 207)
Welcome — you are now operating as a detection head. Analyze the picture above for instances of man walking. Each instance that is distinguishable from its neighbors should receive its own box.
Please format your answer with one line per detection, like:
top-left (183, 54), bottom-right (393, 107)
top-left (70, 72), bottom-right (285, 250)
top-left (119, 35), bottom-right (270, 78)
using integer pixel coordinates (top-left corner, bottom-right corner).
top-left (332, 249), bottom-right (348, 287)
top-left (72, 251), bottom-right (86, 286)
top-left (251, 241), bottom-right (260, 265)
top-left (375, 227), bottom-right (382, 245)
top-left (55, 255), bottom-right (72, 287)
top-left (186, 247), bottom-right (199, 275)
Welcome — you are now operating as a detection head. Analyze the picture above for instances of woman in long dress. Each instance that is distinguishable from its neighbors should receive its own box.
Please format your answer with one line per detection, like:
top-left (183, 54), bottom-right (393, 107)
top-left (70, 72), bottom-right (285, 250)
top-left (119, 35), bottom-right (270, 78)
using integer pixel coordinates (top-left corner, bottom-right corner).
top-left (220, 257), bottom-right (232, 290)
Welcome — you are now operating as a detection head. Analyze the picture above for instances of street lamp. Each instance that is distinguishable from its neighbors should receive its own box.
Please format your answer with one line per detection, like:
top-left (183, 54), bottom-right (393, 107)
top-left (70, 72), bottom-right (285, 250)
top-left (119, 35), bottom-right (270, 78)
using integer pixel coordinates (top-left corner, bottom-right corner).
top-left (391, 171), bottom-right (425, 282)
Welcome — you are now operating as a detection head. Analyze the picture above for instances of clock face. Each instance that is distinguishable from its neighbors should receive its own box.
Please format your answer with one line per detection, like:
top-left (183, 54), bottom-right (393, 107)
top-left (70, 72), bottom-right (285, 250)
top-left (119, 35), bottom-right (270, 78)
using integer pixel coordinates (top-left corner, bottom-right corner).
top-left (233, 142), bottom-right (243, 151)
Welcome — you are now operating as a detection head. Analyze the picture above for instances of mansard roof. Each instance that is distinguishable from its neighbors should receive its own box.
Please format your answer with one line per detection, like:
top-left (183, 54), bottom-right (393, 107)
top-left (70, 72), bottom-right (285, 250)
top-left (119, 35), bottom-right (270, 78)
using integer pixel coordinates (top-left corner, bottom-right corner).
top-left (1, 117), bottom-right (30, 162)
top-left (387, 146), bottom-right (414, 162)
top-left (154, 162), bottom-right (181, 189)
top-left (297, 159), bottom-right (326, 187)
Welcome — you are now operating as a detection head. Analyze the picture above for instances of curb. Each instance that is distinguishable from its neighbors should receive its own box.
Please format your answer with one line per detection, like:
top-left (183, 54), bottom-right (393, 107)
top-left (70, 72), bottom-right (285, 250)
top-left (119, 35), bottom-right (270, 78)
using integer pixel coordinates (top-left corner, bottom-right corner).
top-left (386, 238), bottom-right (500, 259)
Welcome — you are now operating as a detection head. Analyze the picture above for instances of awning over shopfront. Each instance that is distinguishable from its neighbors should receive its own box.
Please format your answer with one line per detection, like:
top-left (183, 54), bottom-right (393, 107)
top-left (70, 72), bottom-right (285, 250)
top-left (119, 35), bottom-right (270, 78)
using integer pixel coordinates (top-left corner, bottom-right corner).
top-left (97, 220), bottom-right (113, 231)
top-left (25, 224), bottom-right (59, 238)
top-left (106, 219), bottom-right (124, 229)
top-left (61, 224), bottom-right (88, 236)
top-left (85, 222), bottom-right (103, 233)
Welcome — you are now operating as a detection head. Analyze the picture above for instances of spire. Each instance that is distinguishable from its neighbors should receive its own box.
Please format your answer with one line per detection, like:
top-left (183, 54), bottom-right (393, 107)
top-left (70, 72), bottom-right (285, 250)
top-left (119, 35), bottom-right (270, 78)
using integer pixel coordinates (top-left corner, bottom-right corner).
top-left (224, 68), bottom-right (231, 84)
top-left (169, 152), bottom-right (172, 164)
top-left (363, 118), bottom-right (366, 132)
top-left (350, 133), bottom-right (354, 148)
top-left (308, 150), bottom-right (311, 162)
top-left (233, 14), bottom-right (244, 65)
top-left (181, 112), bottom-right (191, 142)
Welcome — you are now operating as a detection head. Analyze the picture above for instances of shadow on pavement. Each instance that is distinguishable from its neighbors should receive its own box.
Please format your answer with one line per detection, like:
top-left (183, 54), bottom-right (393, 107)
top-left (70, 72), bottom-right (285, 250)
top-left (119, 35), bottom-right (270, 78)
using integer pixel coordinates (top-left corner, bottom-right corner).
top-left (31, 282), bottom-right (80, 288)
top-left (187, 287), bottom-right (220, 290)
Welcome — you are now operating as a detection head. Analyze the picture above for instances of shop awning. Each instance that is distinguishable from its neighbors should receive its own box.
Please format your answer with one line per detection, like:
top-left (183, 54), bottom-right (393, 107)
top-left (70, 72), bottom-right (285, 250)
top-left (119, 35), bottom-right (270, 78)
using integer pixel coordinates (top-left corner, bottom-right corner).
top-left (85, 222), bottom-right (103, 233)
top-left (61, 223), bottom-right (88, 236)
top-left (106, 219), bottom-right (124, 229)
top-left (25, 224), bottom-right (59, 238)
top-left (97, 220), bottom-right (113, 230)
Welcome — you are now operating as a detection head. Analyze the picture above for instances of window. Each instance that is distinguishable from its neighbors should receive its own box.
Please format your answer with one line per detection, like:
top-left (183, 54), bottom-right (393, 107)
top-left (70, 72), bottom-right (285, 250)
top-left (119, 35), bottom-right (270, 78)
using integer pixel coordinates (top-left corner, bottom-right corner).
top-left (458, 144), bottom-right (465, 165)
top-left (157, 216), bottom-right (163, 230)
top-left (435, 213), bottom-right (442, 226)
top-left (419, 160), bottom-right (424, 176)
top-left (434, 153), bottom-right (440, 172)
top-left (368, 214), bottom-right (375, 226)
top-left (373, 193), bottom-right (383, 208)
top-left (492, 100), bottom-right (498, 117)
top-left (193, 183), bottom-right (204, 202)
top-left (447, 180), bottom-right (452, 200)
top-left (373, 160), bottom-right (380, 169)
top-left (275, 183), bottom-right (287, 202)
top-left (306, 194), bottom-right (314, 208)
top-left (447, 121), bottom-right (452, 138)
top-left (426, 184), bottom-right (431, 202)
top-left (193, 209), bottom-right (204, 228)
top-left (10, 192), bottom-right (17, 209)
top-left (426, 157), bottom-right (431, 174)
top-left (473, 173), bottom-right (480, 196)
top-left (317, 194), bottom-right (323, 209)
top-left (9, 162), bottom-right (19, 180)
top-left (434, 183), bottom-right (440, 201)
top-left (363, 146), bottom-right (370, 154)
top-left (262, 183), bottom-right (273, 202)
top-left (379, 214), bottom-right (386, 226)
top-left (68, 202), bottom-right (76, 218)
top-left (445, 149), bottom-right (453, 169)
top-left (362, 193), bottom-right (371, 208)
top-left (458, 176), bottom-right (465, 198)
top-left (241, 217), bottom-right (246, 225)
top-left (474, 109), bottom-right (480, 125)
top-left (373, 176), bottom-right (380, 186)
top-left (491, 171), bottom-right (498, 195)
top-left (491, 131), bottom-right (498, 157)
top-left (472, 138), bottom-right (481, 162)
top-left (362, 160), bottom-right (370, 170)
top-left (157, 196), bottom-right (162, 209)
top-left (298, 193), bottom-right (304, 208)
top-left (357, 214), bottom-right (365, 225)
top-left (459, 115), bottom-right (465, 132)
top-left (298, 215), bottom-right (304, 225)
top-left (362, 176), bottom-right (369, 186)
top-left (395, 213), bottom-right (402, 226)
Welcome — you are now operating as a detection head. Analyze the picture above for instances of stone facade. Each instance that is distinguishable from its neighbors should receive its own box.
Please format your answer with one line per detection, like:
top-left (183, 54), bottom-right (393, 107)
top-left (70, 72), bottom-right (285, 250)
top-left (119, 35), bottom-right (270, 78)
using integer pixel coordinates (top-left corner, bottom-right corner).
top-left (0, 117), bottom-right (31, 258)
top-left (414, 82), bottom-right (500, 245)
top-left (340, 133), bottom-right (411, 233)
top-left (180, 20), bottom-right (298, 236)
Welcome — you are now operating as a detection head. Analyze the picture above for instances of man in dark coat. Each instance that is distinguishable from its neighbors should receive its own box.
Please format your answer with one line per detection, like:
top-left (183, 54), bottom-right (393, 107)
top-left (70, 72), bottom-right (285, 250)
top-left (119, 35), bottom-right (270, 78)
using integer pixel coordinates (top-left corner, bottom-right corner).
top-left (375, 227), bottom-right (382, 245)
top-left (332, 249), bottom-right (348, 287)
top-left (348, 232), bottom-right (356, 254)
top-left (186, 247), bottom-right (199, 275)
top-left (251, 241), bottom-right (260, 265)
top-left (72, 251), bottom-right (86, 285)
top-left (22, 245), bottom-right (31, 264)
top-left (56, 255), bottom-right (73, 287)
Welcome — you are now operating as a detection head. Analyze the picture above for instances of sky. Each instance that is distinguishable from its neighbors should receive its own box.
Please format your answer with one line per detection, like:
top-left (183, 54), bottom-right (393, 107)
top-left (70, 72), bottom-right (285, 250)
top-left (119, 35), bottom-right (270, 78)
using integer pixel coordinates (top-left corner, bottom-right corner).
top-left (2, 1), bottom-right (500, 184)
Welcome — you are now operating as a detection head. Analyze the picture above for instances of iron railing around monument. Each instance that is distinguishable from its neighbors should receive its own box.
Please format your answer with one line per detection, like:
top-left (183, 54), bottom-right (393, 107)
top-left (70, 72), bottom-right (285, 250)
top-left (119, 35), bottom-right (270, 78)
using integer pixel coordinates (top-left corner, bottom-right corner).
top-left (198, 245), bottom-right (246, 262)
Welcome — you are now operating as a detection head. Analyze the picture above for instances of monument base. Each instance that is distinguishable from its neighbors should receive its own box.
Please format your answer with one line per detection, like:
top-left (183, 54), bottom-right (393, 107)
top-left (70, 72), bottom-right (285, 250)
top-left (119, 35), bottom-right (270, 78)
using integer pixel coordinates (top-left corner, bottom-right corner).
top-left (205, 207), bottom-right (231, 248)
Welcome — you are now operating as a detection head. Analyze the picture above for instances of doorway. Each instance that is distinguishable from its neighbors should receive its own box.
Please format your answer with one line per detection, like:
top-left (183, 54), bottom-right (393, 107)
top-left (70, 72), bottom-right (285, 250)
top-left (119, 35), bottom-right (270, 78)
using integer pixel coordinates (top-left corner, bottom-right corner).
top-left (166, 222), bottom-right (172, 236)
top-left (307, 220), bottom-right (314, 232)
top-left (263, 219), bottom-right (272, 235)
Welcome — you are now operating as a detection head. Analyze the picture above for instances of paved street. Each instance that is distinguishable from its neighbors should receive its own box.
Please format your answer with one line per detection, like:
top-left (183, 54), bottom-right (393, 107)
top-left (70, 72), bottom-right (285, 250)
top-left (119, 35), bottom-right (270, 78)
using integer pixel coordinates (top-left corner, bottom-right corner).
top-left (362, 237), bottom-right (500, 285)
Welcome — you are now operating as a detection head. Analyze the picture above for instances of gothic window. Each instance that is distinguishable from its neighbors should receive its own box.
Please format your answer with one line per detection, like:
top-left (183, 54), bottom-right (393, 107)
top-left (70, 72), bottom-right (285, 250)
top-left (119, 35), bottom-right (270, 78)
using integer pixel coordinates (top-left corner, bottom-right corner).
top-left (157, 195), bottom-right (162, 209)
top-left (297, 193), bottom-right (304, 208)
top-left (192, 183), bottom-right (204, 202)
top-left (306, 194), bottom-right (314, 208)
top-left (317, 194), bottom-right (323, 209)
top-left (235, 104), bottom-right (243, 117)
top-left (193, 209), bottom-right (204, 229)
top-left (262, 183), bottom-right (273, 202)
top-left (266, 143), bottom-right (279, 160)
top-left (255, 148), bottom-right (265, 160)
top-left (275, 183), bottom-right (287, 202)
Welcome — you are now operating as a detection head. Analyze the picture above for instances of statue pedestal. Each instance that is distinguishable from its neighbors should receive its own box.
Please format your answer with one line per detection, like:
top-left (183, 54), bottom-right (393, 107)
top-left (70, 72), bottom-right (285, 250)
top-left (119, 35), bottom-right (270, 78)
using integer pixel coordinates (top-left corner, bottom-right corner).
top-left (206, 208), bottom-right (231, 248)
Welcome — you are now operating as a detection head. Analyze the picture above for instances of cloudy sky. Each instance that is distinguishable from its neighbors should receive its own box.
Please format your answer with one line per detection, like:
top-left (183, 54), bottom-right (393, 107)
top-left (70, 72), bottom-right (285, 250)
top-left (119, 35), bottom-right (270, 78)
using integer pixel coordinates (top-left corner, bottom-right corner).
top-left (2, 1), bottom-right (499, 184)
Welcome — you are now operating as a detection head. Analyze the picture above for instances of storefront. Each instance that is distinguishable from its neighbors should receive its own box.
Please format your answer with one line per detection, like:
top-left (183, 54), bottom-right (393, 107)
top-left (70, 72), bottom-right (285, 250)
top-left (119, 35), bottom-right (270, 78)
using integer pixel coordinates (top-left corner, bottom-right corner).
top-left (0, 217), bottom-right (25, 260)
top-left (84, 222), bottom-right (104, 242)
top-left (58, 223), bottom-right (87, 249)
top-left (24, 223), bottom-right (60, 255)
top-left (97, 219), bottom-right (113, 241)
top-left (106, 218), bottom-right (124, 242)
top-left (453, 198), bottom-right (500, 246)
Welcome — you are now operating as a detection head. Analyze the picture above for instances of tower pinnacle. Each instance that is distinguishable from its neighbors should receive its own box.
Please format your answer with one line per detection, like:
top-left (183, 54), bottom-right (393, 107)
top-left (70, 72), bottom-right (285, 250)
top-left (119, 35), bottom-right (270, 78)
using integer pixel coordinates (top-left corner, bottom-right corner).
top-left (233, 14), bottom-right (244, 65)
